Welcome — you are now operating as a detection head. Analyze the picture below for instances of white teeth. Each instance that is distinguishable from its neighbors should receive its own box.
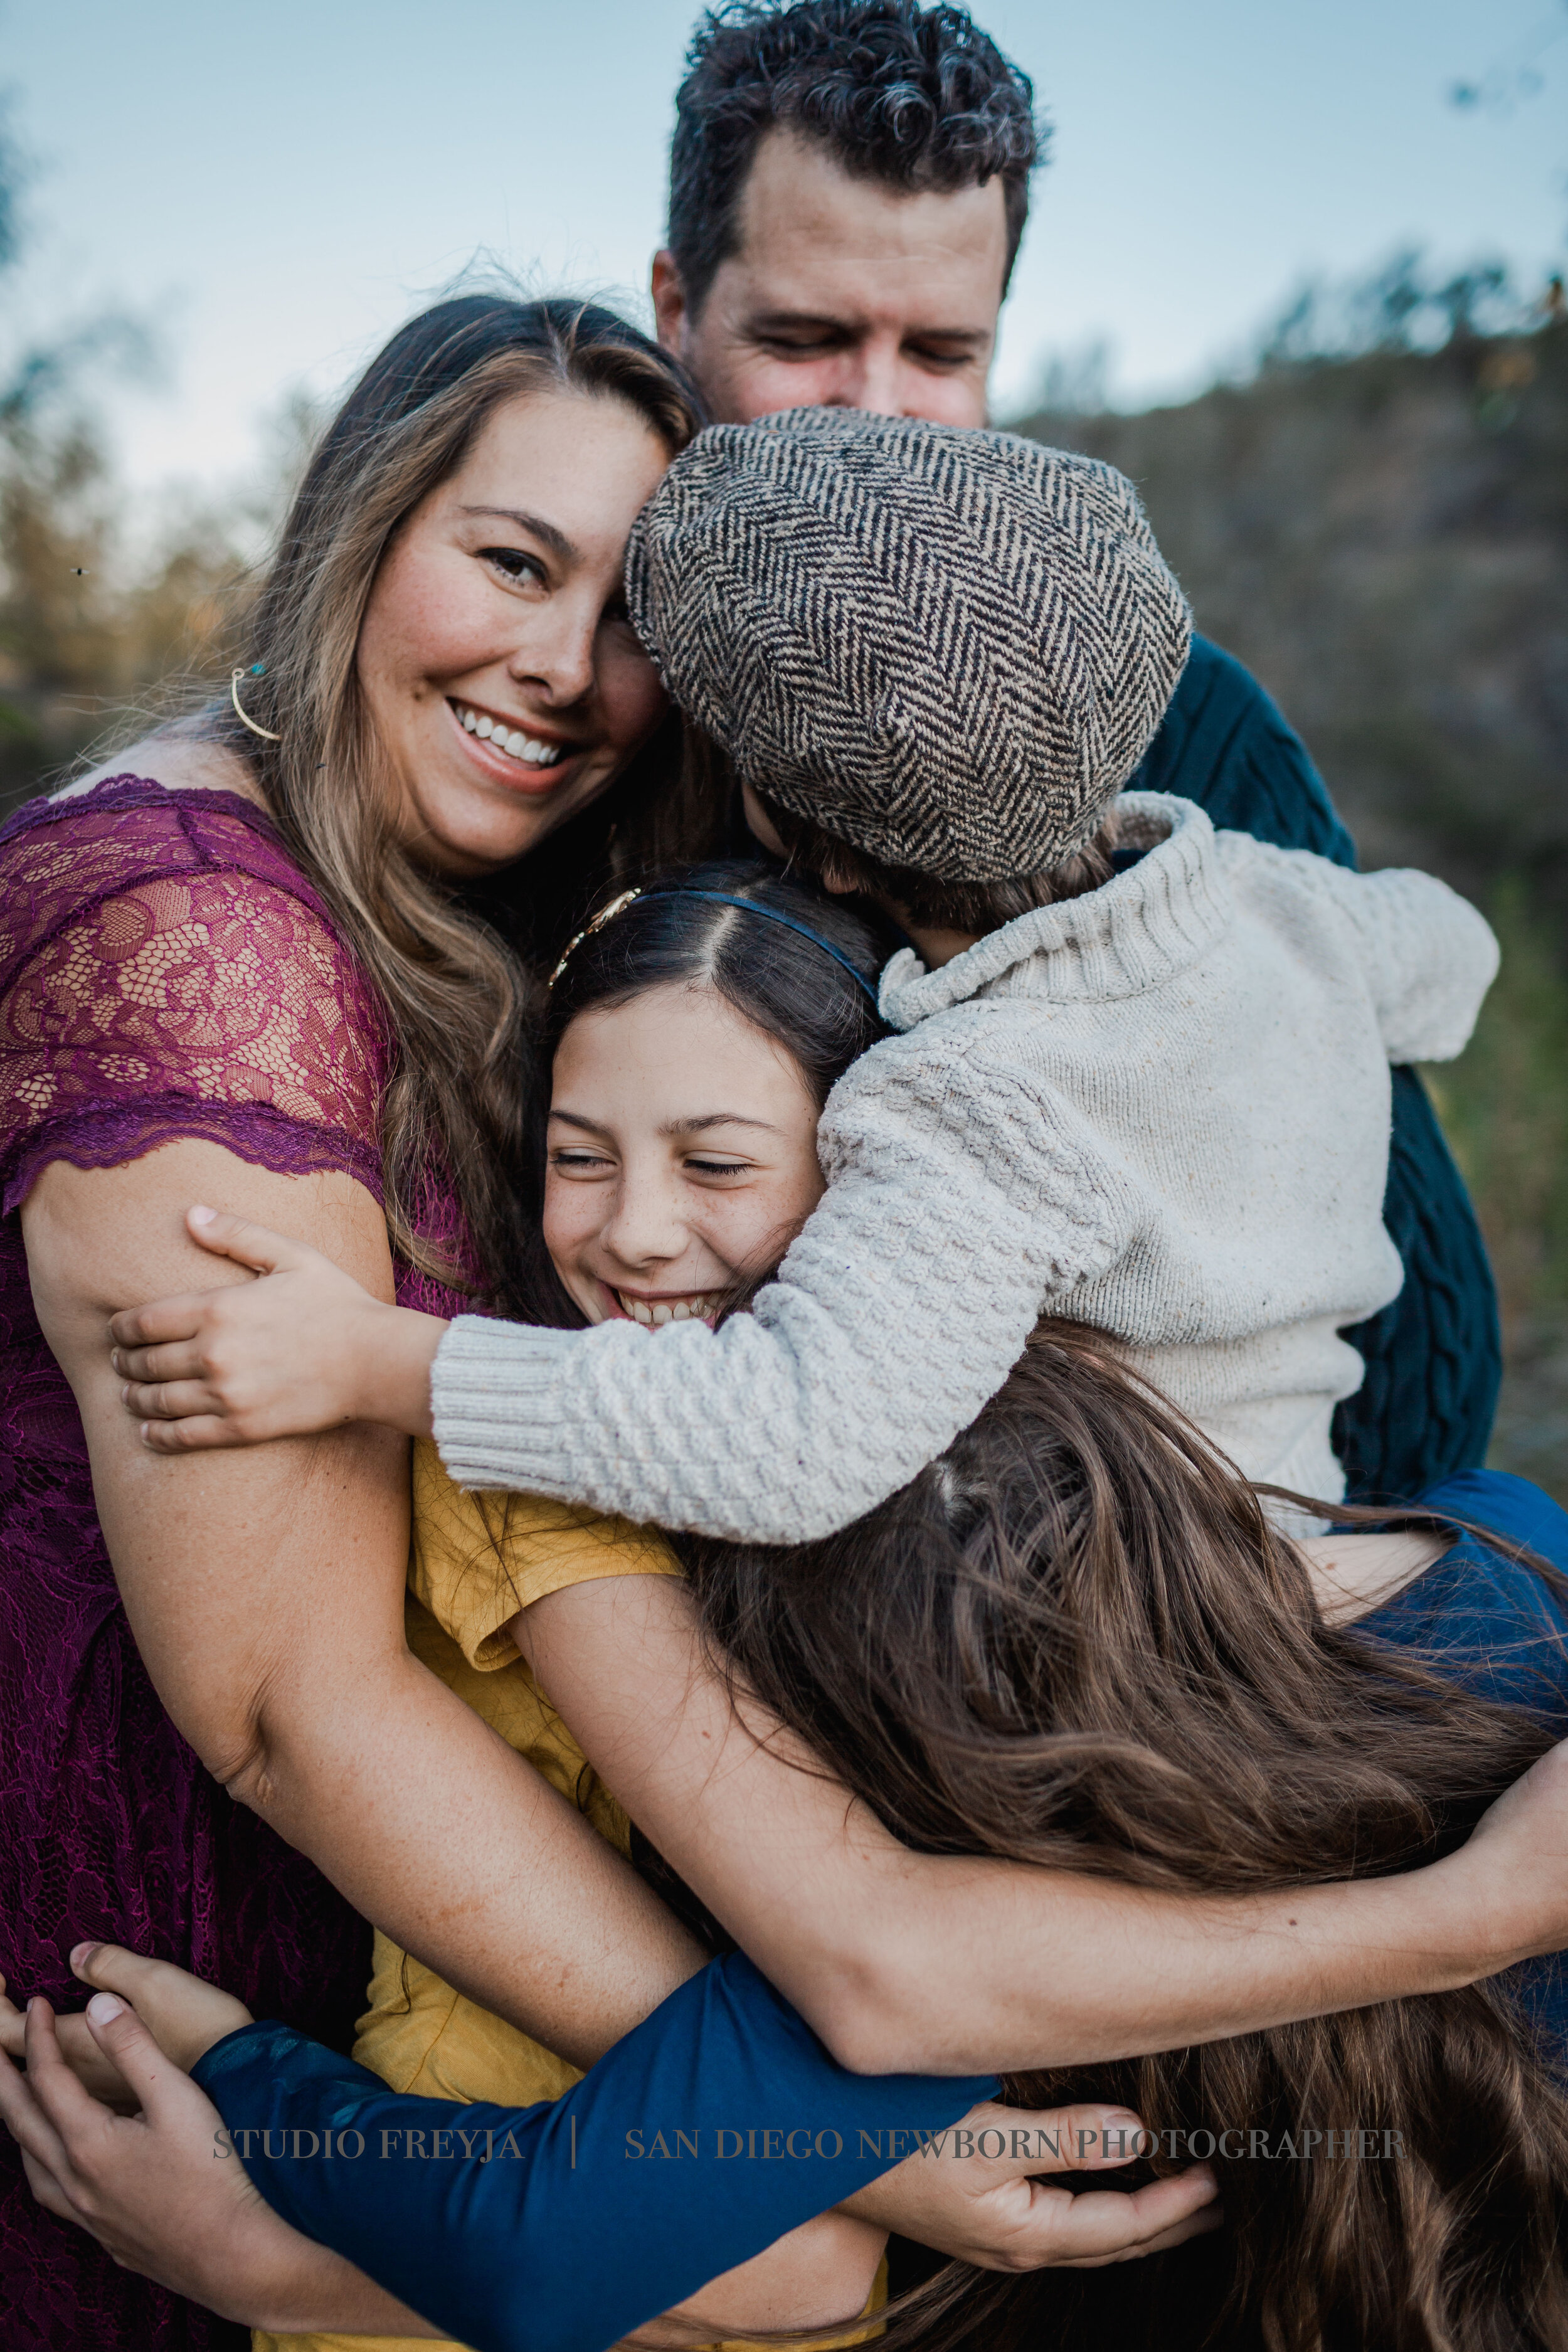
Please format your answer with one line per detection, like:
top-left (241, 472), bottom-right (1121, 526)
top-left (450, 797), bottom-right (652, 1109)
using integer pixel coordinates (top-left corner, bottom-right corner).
top-left (455, 704), bottom-right (565, 768)
top-left (616, 1291), bottom-right (718, 1327)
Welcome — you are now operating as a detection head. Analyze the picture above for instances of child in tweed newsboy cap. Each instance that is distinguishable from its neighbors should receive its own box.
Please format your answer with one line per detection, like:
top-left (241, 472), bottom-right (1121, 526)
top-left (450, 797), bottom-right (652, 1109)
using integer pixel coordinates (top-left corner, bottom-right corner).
top-left (624, 405), bottom-right (1193, 883)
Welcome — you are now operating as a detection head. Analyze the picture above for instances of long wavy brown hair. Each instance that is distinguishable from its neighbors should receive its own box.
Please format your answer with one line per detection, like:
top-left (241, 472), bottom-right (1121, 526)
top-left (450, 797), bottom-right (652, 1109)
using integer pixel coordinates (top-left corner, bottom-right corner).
top-left (211, 295), bottom-right (713, 1303)
top-left (683, 1325), bottom-right (1568, 2352)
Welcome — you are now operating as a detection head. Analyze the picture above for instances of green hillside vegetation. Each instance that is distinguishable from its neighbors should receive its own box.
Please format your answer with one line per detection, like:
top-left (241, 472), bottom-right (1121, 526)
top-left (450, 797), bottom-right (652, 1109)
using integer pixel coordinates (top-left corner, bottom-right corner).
top-left (1019, 296), bottom-right (1567, 1495)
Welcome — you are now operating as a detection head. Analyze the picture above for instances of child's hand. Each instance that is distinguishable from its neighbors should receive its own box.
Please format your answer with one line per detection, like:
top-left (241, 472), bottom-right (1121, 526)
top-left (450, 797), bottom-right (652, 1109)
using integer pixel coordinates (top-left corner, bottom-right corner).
top-left (1448, 1737), bottom-right (1568, 1975)
top-left (0, 1944), bottom-right (250, 2114)
top-left (842, 2098), bottom-right (1220, 2270)
top-left (0, 1971), bottom-right (139, 2111)
top-left (108, 1206), bottom-right (447, 1449)
top-left (68, 1942), bottom-right (253, 2074)
top-left (0, 1978), bottom-right (435, 2333)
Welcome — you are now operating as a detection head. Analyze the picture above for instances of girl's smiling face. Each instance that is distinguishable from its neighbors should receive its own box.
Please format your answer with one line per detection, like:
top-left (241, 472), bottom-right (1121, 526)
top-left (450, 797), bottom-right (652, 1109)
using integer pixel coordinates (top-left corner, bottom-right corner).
top-left (543, 982), bottom-right (826, 1327)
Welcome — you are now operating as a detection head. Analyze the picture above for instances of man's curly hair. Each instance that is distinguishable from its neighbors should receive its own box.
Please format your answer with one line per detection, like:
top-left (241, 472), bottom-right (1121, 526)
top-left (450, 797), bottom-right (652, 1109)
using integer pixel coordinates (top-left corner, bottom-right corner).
top-left (667, 2), bottom-right (1045, 314)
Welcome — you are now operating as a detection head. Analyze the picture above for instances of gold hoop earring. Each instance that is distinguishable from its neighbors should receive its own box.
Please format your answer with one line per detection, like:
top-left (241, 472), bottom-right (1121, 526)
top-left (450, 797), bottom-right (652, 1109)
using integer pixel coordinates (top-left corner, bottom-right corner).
top-left (231, 664), bottom-right (280, 743)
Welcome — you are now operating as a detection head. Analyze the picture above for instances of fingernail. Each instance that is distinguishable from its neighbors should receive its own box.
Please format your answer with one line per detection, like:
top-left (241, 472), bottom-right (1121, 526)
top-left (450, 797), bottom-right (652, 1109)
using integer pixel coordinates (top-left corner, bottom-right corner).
top-left (189, 1205), bottom-right (216, 1226)
top-left (69, 1942), bottom-right (98, 1971)
top-left (87, 1994), bottom-right (125, 2024)
top-left (110, 1350), bottom-right (120, 1374)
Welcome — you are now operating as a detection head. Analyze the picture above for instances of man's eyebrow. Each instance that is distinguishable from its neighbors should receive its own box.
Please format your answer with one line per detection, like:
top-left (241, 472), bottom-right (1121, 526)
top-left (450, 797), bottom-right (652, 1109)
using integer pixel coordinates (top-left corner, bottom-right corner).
top-left (748, 307), bottom-right (847, 324)
top-left (460, 506), bottom-right (578, 562)
top-left (744, 310), bottom-right (988, 347)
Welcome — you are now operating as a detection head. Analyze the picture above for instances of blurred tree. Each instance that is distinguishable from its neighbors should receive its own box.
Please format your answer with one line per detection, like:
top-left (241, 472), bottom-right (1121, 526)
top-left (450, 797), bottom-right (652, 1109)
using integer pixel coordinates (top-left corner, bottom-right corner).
top-left (1434, 263), bottom-right (1515, 344)
top-left (0, 103), bottom-right (258, 815)
top-left (1259, 247), bottom-right (1526, 371)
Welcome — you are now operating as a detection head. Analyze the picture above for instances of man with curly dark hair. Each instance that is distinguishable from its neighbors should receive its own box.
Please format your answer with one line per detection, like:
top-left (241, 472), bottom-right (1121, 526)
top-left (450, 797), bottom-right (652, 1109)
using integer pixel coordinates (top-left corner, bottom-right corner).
top-left (647, 0), bottom-right (1504, 1522)
top-left (652, 0), bottom-right (1036, 423)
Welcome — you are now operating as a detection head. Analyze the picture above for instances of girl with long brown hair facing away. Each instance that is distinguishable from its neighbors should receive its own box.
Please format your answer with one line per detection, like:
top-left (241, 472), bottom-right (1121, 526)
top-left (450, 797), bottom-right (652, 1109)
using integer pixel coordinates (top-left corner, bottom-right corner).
top-left (684, 1330), bottom-right (1568, 2351)
top-left (14, 867), bottom-right (1568, 2351)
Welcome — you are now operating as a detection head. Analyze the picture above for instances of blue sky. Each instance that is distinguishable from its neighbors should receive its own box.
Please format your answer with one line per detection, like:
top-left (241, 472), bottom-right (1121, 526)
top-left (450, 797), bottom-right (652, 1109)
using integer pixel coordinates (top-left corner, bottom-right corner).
top-left (4, 0), bottom-right (1563, 495)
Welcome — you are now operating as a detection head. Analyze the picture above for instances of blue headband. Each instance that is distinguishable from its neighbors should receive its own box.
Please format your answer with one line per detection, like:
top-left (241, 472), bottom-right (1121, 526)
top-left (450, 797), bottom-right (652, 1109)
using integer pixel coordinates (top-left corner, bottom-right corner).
top-left (549, 886), bottom-right (882, 1009)
top-left (644, 890), bottom-right (882, 1007)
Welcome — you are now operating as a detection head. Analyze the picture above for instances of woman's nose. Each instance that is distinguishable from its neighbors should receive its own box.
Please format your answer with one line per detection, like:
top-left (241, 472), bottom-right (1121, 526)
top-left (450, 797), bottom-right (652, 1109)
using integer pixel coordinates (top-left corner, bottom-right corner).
top-left (509, 595), bottom-right (598, 708)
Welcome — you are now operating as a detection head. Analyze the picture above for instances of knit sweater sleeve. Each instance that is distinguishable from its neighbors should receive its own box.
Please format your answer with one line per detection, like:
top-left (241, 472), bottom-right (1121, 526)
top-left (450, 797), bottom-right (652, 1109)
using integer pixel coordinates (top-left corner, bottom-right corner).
top-left (432, 1015), bottom-right (1137, 1542)
top-left (1305, 862), bottom-right (1500, 1064)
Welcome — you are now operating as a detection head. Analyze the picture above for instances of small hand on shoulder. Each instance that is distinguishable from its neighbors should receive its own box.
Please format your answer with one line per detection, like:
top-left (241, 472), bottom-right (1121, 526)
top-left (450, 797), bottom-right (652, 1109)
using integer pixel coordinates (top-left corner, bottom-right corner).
top-left (844, 2098), bottom-right (1219, 2272)
top-left (109, 1205), bottom-right (447, 1450)
top-left (1450, 1735), bottom-right (1568, 1974)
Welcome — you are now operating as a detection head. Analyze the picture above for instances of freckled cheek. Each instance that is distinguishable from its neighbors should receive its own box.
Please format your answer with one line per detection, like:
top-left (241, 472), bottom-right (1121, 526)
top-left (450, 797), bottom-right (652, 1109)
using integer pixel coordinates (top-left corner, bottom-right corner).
top-left (699, 1169), bottom-right (824, 1273)
top-left (361, 548), bottom-right (499, 696)
top-left (541, 1176), bottom-right (606, 1274)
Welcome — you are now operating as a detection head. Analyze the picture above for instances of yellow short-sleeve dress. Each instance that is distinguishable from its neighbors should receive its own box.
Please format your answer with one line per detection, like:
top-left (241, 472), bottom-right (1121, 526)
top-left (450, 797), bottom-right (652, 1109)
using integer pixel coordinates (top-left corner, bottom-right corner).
top-left (257, 1443), bottom-right (882, 2352)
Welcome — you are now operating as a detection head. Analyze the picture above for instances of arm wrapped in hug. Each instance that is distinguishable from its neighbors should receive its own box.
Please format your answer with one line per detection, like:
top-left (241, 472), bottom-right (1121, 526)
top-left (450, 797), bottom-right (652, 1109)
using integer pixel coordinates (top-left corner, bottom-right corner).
top-left (432, 1037), bottom-right (1129, 1544)
top-left (193, 1949), bottom-right (997, 2352)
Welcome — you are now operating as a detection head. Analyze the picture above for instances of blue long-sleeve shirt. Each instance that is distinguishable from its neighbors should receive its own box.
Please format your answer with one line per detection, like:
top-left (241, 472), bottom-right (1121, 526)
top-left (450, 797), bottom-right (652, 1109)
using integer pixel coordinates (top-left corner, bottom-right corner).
top-left (193, 1949), bottom-right (996, 2352)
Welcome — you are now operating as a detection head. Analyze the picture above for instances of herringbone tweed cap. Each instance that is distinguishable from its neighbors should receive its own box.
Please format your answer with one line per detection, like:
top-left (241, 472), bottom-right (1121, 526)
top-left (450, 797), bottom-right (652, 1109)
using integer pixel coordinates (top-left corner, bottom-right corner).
top-left (625, 407), bottom-right (1192, 882)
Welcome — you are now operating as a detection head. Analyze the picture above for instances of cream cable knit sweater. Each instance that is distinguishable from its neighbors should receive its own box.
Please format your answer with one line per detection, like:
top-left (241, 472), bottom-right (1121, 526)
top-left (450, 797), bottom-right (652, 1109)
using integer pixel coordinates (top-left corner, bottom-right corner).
top-left (432, 795), bottom-right (1498, 1540)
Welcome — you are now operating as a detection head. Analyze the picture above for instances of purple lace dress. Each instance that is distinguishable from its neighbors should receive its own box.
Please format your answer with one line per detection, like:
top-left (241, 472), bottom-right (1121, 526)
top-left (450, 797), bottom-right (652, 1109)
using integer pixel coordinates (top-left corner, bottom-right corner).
top-left (0, 780), bottom-right (473, 2349)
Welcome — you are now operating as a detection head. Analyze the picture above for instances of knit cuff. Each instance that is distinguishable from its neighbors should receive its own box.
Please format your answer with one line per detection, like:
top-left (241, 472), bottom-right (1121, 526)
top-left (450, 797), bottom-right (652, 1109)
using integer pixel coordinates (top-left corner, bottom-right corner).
top-left (430, 1315), bottom-right (585, 1492)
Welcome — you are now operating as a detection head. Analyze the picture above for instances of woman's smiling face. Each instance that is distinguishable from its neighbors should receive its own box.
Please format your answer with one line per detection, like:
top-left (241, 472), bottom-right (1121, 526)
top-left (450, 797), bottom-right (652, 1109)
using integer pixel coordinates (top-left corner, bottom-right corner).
top-left (357, 387), bottom-right (674, 878)
top-left (543, 982), bottom-right (827, 1327)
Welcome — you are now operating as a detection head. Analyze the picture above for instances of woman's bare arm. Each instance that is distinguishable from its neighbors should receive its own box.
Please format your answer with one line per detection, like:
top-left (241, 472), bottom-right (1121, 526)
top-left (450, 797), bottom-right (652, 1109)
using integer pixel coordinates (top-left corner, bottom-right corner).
top-left (518, 1572), bottom-right (1568, 2076)
top-left (23, 1141), bottom-right (702, 2069)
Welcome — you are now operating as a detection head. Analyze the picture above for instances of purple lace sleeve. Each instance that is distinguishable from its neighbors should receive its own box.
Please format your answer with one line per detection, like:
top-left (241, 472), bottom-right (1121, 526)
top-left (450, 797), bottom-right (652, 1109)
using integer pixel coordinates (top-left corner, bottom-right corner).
top-left (0, 780), bottom-right (389, 1213)
top-left (0, 781), bottom-right (477, 2348)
